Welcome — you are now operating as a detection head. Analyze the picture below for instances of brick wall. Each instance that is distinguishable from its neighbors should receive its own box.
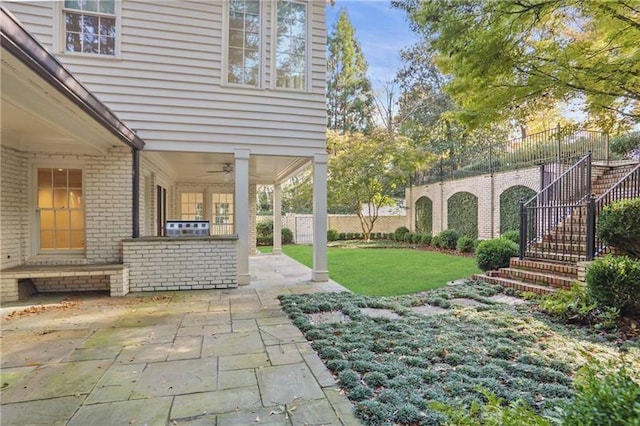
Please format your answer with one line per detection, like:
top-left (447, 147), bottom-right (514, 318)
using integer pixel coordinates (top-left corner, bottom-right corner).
top-left (123, 237), bottom-right (238, 291)
top-left (85, 147), bottom-right (132, 263)
top-left (32, 276), bottom-right (110, 292)
top-left (0, 145), bottom-right (132, 267)
top-left (0, 146), bottom-right (28, 269)
top-left (408, 167), bottom-right (541, 239)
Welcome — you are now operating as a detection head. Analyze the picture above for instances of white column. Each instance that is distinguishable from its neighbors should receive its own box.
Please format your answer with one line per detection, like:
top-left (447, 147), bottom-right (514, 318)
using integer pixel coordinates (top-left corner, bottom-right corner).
top-left (235, 149), bottom-right (251, 285)
top-left (312, 153), bottom-right (328, 281)
top-left (273, 183), bottom-right (282, 255)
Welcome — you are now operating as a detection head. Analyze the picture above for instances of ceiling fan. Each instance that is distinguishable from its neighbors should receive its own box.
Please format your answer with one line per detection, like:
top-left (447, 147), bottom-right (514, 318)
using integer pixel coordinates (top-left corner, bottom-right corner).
top-left (199, 163), bottom-right (233, 181)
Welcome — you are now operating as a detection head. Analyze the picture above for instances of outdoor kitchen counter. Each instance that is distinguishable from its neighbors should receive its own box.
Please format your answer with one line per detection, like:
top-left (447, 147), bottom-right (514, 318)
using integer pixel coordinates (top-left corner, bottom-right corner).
top-left (122, 236), bottom-right (239, 291)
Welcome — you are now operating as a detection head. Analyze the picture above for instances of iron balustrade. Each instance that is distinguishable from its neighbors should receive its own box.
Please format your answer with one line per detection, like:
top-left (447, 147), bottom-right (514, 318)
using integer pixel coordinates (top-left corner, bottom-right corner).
top-left (414, 126), bottom-right (608, 186)
top-left (519, 153), bottom-right (592, 262)
top-left (588, 163), bottom-right (640, 259)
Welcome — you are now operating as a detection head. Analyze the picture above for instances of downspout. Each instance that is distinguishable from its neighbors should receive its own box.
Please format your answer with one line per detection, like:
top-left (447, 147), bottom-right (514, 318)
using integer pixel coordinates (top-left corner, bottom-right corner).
top-left (132, 148), bottom-right (140, 238)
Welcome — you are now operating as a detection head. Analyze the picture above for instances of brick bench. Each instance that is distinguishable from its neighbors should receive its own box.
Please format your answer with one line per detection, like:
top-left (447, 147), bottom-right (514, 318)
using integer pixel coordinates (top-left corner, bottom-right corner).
top-left (0, 263), bottom-right (129, 302)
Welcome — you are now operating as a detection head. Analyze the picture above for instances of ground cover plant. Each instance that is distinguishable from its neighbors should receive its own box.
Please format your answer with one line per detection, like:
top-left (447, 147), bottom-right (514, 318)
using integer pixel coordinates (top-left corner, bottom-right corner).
top-left (279, 281), bottom-right (640, 425)
top-left (260, 245), bottom-right (480, 296)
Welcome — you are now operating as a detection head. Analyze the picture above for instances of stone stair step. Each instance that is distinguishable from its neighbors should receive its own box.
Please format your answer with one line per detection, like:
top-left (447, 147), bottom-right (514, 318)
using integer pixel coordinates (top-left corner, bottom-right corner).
top-left (510, 258), bottom-right (578, 278)
top-left (523, 251), bottom-right (585, 263)
top-left (498, 268), bottom-right (574, 290)
top-left (472, 274), bottom-right (555, 295)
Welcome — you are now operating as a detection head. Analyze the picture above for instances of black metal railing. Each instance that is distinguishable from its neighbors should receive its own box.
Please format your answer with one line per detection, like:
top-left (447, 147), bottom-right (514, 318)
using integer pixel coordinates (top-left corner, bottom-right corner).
top-left (519, 153), bottom-right (592, 261)
top-left (587, 163), bottom-right (640, 259)
top-left (415, 126), bottom-right (608, 185)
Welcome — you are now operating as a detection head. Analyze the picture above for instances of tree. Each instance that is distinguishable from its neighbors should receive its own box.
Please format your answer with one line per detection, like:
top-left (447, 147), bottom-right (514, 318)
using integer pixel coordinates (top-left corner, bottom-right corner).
top-left (392, 0), bottom-right (640, 132)
top-left (282, 170), bottom-right (313, 214)
top-left (327, 130), bottom-right (430, 241)
top-left (327, 8), bottom-right (375, 133)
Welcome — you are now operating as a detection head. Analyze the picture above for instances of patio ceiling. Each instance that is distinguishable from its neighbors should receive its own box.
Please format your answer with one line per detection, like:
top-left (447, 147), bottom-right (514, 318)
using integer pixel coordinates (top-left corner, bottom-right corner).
top-left (1, 51), bottom-right (127, 155)
top-left (146, 151), bottom-right (312, 185)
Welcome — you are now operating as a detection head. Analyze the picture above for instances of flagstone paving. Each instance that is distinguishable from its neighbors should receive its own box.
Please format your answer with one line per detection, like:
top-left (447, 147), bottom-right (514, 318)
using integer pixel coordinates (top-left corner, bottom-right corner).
top-left (0, 255), bottom-right (360, 425)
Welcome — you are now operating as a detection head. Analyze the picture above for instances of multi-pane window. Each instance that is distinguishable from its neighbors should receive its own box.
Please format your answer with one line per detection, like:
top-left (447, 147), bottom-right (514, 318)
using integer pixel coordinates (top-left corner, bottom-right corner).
top-left (228, 0), bottom-right (261, 86)
top-left (37, 168), bottom-right (84, 252)
top-left (275, 1), bottom-right (306, 90)
top-left (63, 0), bottom-right (116, 56)
top-left (181, 193), bottom-right (204, 220)
top-left (211, 193), bottom-right (234, 235)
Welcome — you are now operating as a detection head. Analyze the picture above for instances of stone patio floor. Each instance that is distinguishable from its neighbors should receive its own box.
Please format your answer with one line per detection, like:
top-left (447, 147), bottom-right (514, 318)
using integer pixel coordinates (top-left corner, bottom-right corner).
top-left (0, 254), bottom-right (360, 425)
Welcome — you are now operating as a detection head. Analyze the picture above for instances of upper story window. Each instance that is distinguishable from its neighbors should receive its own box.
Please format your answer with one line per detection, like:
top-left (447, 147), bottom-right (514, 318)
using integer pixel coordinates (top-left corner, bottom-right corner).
top-left (275, 1), bottom-right (307, 90)
top-left (63, 0), bottom-right (117, 56)
top-left (227, 0), bottom-right (261, 86)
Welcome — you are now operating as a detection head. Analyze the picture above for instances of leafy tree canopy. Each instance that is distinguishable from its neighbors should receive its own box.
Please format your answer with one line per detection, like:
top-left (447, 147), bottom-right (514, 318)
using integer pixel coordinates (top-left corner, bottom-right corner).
top-left (328, 130), bottom-right (431, 241)
top-left (327, 8), bottom-right (375, 133)
top-left (392, 0), bottom-right (640, 132)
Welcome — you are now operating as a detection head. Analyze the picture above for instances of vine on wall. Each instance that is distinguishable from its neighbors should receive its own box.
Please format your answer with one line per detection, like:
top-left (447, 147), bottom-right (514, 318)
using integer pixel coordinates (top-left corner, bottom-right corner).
top-left (415, 196), bottom-right (433, 234)
top-left (500, 186), bottom-right (536, 234)
top-left (447, 192), bottom-right (478, 238)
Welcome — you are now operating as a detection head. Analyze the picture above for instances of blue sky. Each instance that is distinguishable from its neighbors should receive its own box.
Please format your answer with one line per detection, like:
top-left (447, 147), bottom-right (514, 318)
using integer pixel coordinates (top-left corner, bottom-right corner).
top-left (325, 1), bottom-right (419, 95)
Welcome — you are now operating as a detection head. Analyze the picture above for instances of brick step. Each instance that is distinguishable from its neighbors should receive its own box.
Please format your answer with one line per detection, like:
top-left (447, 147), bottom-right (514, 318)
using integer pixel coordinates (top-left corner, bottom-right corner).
top-left (498, 268), bottom-right (574, 289)
top-left (532, 241), bottom-right (587, 252)
top-left (472, 274), bottom-right (555, 295)
top-left (509, 258), bottom-right (578, 278)
top-left (524, 250), bottom-right (585, 263)
top-left (536, 231), bottom-right (587, 241)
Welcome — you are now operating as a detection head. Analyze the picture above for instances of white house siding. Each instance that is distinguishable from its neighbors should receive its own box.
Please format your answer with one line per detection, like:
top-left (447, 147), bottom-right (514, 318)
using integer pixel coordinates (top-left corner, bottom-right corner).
top-left (5, 1), bottom-right (327, 157)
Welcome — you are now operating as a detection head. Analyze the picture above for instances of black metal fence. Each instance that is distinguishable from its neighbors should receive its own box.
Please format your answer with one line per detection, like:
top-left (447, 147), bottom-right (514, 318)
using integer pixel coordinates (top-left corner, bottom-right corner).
top-left (519, 153), bottom-right (592, 262)
top-left (589, 163), bottom-right (640, 258)
top-left (415, 126), bottom-right (608, 186)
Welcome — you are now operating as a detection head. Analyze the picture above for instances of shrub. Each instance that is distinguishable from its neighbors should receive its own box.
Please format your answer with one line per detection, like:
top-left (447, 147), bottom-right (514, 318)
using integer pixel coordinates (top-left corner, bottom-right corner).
top-left (539, 284), bottom-right (598, 323)
top-left (501, 230), bottom-right (520, 245)
top-left (439, 229), bottom-right (460, 249)
top-left (476, 238), bottom-right (518, 271)
top-left (256, 236), bottom-right (273, 246)
top-left (256, 219), bottom-right (273, 238)
top-left (597, 198), bottom-right (640, 258)
top-left (563, 357), bottom-right (640, 426)
top-left (457, 236), bottom-right (477, 253)
top-left (431, 235), bottom-right (443, 248)
top-left (421, 233), bottom-right (432, 245)
top-left (327, 229), bottom-right (339, 241)
top-left (404, 233), bottom-right (414, 243)
top-left (412, 233), bottom-right (422, 244)
top-left (346, 232), bottom-right (354, 240)
top-left (338, 233), bottom-right (346, 240)
top-left (586, 255), bottom-right (640, 314)
top-left (281, 227), bottom-right (293, 244)
top-left (394, 226), bottom-right (410, 241)
top-left (610, 132), bottom-right (640, 160)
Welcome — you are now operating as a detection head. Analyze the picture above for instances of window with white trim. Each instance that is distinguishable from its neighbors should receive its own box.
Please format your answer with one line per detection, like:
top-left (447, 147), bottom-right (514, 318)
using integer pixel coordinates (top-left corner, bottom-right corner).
top-left (227, 0), bottom-right (261, 86)
top-left (181, 193), bottom-right (204, 220)
top-left (275, 0), bottom-right (307, 90)
top-left (211, 193), bottom-right (234, 235)
top-left (63, 0), bottom-right (117, 56)
top-left (37, 168), bottom-right (85, 252)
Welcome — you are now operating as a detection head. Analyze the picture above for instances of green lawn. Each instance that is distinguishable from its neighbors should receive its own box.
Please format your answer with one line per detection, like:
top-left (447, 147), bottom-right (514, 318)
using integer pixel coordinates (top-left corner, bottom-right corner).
top-left (259, 245), bottom-right (481, 296)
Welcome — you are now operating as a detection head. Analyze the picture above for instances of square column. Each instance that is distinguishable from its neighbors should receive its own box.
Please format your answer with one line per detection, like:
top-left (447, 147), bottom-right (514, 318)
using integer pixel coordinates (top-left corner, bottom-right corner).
top-left (312, 153), bottom-right (328, 281)
top-left (235, 149), bottom-right (251, 285)
top-left (273, 183), bottom-right (282, 254)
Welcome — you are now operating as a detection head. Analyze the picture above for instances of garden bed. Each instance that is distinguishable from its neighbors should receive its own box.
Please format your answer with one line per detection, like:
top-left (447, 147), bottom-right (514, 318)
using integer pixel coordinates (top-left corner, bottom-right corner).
top-left (279, 281), bottom-right (639, 425)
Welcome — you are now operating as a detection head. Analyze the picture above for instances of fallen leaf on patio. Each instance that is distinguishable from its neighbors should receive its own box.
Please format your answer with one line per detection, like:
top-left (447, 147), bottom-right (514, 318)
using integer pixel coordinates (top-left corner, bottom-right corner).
top-left (255, 416), bottom-right (260, 422)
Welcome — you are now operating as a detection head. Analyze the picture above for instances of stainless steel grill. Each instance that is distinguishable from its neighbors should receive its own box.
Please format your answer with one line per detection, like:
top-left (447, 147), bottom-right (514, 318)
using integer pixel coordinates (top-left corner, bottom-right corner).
top-left (165, 220), bottom-right (210, 237)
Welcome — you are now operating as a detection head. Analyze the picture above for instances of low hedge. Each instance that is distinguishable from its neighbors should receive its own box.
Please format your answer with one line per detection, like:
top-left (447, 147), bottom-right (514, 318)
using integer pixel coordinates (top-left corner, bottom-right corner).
top-left (597, 198), bottom-right (640, 258)
top-left (586, 254), bottom-right (640, 315)
top-left (476, 238), bottom-right (518, 271)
